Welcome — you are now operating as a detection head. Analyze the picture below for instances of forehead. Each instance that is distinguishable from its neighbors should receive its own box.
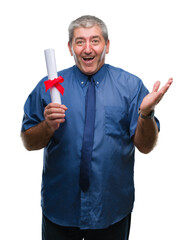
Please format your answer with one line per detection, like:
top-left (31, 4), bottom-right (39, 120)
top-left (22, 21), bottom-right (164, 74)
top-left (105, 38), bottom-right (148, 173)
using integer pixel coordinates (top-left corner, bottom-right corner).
top-left (73, 25), bottom-right (104, 40)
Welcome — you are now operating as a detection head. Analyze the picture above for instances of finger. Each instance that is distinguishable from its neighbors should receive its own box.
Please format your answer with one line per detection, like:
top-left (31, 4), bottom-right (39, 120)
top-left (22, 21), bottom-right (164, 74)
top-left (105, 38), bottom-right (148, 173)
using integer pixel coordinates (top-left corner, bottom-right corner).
top-left (44, 106), bottom-right (66, 120)
top-left (154, 78), bottom-right (173, 104)
top-left (52, 118), bottom-right (66, 123)
top-left (45, 107), bottom-right (66, 116)
top-left (152, 81), bottom-right (161, 92)
top-left (60, 104), bottom-right (68, 111)
top-left (159, 78), bottom-right (173, 95)
top-left (47, 113), bottom-right (66, 120)
top-left (45, 104), bottom-right (68, 114)
top-left (45, 103), bottom-right (61, 109)
top-left (168, 78), bottom-right (173, 86)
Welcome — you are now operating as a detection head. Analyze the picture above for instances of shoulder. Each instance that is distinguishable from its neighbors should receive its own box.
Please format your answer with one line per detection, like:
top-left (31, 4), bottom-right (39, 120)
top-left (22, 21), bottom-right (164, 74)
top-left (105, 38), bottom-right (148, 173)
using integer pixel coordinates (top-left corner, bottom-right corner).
top-left (105, 64), bottom-right (148, 101)
top-left (105, 64), bottom-right (143, 90)
top-left (58, 66), bottom-right (74, 78)
top-left (106, 64), bottom-right (141, 81)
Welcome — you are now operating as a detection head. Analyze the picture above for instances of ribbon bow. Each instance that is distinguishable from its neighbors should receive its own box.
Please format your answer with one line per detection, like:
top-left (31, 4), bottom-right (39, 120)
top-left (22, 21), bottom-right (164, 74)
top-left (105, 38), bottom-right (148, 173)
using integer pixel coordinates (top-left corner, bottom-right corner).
top-left (44, 76), bottom-right (64, 95)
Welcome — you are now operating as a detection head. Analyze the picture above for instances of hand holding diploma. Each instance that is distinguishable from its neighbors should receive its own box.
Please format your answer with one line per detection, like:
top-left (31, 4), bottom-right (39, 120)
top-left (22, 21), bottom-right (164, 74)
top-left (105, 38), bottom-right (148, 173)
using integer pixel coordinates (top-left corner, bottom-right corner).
top-left (44, 103), bottom-right (67, 132)
top-left (44, 49), bottom-right (67, 131)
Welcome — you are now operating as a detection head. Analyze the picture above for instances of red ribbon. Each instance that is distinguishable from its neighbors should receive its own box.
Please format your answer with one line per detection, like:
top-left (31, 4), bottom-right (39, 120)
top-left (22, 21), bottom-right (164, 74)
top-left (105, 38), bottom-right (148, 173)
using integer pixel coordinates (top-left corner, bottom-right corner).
top-left (44, 76), bottom-right (64, 95)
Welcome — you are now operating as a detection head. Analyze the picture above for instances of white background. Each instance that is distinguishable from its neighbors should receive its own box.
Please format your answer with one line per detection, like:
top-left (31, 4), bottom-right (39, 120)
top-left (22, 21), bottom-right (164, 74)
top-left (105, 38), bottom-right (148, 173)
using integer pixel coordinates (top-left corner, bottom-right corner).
top-left (1, 0), bottom-right (193, 239)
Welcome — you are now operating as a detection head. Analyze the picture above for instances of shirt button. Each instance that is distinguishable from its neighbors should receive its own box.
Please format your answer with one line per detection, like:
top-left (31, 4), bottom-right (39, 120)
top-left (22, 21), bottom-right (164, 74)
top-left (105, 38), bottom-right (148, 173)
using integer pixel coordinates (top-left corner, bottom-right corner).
top-left (97, 81), bottom-right (99, 85)
top-left (81, 81), bottom-right (84, 85)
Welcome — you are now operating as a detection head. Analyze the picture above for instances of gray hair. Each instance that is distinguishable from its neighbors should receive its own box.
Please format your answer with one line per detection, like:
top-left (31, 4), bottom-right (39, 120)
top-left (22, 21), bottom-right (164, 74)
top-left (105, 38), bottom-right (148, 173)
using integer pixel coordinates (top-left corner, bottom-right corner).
top-left (68, 15), bottom-right (108, 45)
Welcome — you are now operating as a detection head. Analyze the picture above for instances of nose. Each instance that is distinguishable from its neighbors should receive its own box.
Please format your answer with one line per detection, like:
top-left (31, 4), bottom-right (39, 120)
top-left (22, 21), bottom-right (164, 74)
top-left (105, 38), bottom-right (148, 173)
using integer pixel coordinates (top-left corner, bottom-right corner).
top-left (84, 41), bottom-right (92, 54)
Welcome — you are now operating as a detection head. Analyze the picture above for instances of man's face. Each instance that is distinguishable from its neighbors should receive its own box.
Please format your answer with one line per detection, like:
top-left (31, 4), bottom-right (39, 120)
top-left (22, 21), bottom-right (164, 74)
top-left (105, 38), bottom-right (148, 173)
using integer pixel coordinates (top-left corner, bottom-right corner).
top-left (68, 25), bottom-right (110, 75)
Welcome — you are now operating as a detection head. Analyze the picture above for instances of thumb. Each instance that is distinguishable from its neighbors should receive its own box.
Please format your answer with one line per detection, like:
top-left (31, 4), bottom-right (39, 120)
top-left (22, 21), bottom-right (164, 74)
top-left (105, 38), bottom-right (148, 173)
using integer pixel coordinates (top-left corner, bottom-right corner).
top-left (153, 81), bottom-right (161, 92)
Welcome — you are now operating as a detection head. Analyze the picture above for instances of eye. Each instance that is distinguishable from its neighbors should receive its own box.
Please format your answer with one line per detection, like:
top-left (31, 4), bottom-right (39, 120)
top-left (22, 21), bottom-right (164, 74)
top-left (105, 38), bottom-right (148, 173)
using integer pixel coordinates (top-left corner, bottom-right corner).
top-left (76, 40), bottom-right (85, 46)
top-left (91, 39), bottom-right (100, 45)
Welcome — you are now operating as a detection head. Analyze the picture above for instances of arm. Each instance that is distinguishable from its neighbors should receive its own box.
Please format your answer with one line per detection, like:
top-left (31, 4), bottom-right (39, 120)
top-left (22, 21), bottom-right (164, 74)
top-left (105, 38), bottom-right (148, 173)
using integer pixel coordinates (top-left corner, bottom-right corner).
top-left (21, 103), bottom-right (67, 151)
top-left (133, 78), bottom-right (173, 154)
top-left (133, 116), bottom-right (158, 154)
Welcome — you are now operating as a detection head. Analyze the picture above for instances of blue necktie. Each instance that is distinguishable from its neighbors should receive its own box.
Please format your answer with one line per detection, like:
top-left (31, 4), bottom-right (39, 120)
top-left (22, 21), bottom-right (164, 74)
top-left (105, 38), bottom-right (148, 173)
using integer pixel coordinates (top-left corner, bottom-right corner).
top-left (80, 76), bottom-right (96, 192)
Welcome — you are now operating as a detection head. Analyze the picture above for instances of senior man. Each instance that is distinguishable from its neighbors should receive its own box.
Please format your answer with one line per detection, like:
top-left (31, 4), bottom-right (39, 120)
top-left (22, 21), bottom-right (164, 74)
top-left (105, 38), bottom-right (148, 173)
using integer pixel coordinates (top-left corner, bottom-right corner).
top-left (21, 15), bottom-right (173, 240)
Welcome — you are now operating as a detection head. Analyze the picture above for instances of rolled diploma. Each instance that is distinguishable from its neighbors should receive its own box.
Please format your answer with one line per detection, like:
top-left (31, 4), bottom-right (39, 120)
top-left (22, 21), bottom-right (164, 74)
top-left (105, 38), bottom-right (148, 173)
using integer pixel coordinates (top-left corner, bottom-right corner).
top-left (44, 49), bottom-right (61, 104)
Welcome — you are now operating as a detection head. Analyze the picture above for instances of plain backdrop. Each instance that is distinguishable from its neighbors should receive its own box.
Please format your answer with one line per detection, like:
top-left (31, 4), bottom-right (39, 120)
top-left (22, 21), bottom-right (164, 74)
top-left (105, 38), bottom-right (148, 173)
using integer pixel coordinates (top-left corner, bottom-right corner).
top-left (1, 0), bottom-right (192, 239)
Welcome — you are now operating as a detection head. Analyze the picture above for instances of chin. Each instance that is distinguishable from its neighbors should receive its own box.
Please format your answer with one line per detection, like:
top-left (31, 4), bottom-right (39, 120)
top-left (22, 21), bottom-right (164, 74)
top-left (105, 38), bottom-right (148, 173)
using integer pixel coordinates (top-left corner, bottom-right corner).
top-left (82, 67), bottom-right (97, 75)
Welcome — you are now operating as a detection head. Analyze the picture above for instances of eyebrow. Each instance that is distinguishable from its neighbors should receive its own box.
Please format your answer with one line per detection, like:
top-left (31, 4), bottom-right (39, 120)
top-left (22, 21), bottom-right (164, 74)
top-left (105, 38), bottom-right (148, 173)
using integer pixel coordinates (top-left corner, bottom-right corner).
top-left (91, 35), bottom-right (101, 39)
top-left (74, 35), bottom-right (101, 41)
top-left (75, 37), bottom-right (84, 41)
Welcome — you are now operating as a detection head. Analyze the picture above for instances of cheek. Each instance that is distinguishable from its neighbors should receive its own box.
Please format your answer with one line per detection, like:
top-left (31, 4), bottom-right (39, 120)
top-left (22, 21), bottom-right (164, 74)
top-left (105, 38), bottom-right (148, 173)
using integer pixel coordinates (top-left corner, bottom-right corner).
top-left (100, 46), bottom-right (107, 57)
top-left (96, 46), bottom-right (106, 56)
top-left (72, 46), bottom-right (83, 57)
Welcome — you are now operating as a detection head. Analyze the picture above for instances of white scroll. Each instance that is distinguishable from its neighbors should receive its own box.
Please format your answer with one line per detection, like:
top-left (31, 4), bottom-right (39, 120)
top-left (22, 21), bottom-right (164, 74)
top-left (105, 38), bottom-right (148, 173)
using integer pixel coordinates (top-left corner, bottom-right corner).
top-left (44, 49), bottom-right (61, 104)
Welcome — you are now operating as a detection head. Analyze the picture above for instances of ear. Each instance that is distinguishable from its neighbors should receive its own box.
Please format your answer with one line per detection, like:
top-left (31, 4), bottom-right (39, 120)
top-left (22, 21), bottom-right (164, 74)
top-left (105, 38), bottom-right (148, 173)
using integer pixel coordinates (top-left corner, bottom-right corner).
top-left (68, 42), bottom-right (73, 56)
top-left (105, 40), bottom-right (110, 54)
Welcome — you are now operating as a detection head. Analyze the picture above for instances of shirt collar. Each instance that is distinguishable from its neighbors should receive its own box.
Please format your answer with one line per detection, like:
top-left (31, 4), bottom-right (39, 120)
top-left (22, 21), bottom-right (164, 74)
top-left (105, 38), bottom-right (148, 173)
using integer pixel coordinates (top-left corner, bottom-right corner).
top-left (74, 64), bottom-right (107, 88)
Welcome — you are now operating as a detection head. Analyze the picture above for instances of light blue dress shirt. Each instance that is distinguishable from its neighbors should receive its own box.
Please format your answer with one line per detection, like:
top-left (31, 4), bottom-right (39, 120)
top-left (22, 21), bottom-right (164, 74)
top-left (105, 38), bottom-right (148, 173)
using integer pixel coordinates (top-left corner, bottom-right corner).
top-left (21, 64), bottom-right (160, 229)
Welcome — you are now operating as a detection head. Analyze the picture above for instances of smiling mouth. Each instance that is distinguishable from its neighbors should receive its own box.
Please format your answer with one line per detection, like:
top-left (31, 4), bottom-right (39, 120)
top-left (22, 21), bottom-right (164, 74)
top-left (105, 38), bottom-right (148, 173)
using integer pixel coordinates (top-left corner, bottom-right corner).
top-left (82, 56), bottom-right (95, 62)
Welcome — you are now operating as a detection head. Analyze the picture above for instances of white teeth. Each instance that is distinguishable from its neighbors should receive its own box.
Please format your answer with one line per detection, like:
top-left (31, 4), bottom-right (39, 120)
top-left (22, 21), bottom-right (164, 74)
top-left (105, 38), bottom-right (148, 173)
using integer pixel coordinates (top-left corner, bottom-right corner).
top-left (83, 57), bottom-right (94, 60)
